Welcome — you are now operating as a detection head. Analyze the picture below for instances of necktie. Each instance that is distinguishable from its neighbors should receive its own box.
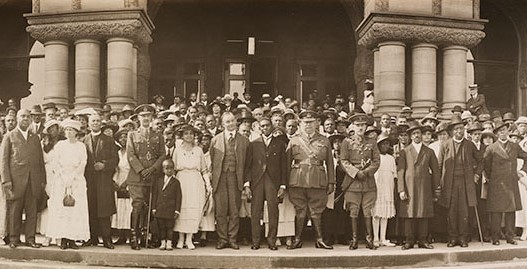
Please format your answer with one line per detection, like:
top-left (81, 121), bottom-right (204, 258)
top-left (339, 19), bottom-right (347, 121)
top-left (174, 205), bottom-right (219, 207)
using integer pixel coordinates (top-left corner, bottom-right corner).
top-left (229, 133), bottom-right (234, 145)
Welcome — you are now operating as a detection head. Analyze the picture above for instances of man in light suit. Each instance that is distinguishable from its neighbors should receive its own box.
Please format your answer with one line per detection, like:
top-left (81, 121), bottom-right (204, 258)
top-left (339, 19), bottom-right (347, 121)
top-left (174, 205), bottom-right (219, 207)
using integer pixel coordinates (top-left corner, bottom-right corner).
top-left (83, 114), bottom-right (119, 249)
top-left (0, 109), bottom-right (46, 248)
top-left (438, 115), bottom-right (483, 248)
top-left (210, 112), bottom-right (250, 249)
top-left (244, 117), bottom-right (288, 250)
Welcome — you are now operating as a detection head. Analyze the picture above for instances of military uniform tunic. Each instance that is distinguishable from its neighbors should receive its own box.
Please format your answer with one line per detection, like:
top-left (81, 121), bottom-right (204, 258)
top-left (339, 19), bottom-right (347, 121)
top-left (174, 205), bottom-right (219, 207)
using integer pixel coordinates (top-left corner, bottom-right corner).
top-left (286, 132), bottom-right (335, 219)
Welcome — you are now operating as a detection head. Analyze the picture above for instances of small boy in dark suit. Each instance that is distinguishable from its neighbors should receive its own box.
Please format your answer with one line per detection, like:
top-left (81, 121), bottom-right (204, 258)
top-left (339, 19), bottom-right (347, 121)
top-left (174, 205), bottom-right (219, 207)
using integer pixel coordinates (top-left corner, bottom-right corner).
top-left (152, 159), bottom-right (182, 250)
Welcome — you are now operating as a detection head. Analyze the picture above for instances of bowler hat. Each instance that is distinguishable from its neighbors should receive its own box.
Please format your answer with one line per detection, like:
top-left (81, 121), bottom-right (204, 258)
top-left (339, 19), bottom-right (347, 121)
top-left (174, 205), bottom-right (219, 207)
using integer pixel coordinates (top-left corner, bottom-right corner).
top-left (406, 121), bottom-right (424, 134)
top-left (451, 105), bottom-right (464, 113)
top-left (493, 119), bottom-right (509, 134)
top-left (435, 122), bottom-right (449, 134)
top-left (503, 112), bottom-right (516, 122)
top-left (466, 122), bottom-right (484, 133)
top-left (448, 114), bottom-right (464, 129)
top-left (237, 111), bottom-right (256, 123)
top-left (30, 105), bottom-right (42, 115)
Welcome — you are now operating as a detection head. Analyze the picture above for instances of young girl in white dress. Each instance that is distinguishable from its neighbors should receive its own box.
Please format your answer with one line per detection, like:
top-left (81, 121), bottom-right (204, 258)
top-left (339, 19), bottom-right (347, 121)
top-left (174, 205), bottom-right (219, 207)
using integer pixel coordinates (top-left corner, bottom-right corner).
top-left (111, 128), bottom-right (132, 244)
top-left (372, 134), bottom-right (396, 247)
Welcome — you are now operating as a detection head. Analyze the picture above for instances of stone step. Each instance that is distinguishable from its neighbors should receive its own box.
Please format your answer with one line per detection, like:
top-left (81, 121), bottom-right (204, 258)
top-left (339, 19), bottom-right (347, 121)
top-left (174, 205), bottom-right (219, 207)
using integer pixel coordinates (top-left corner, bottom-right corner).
top-left (1, 241), bottom-right (527, 268)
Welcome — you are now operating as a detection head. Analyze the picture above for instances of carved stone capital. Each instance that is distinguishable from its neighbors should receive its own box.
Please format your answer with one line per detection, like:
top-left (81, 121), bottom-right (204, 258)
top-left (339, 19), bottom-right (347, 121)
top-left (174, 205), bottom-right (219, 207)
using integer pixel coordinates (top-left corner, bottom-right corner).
top-left (25, 9), bottom-right (154, 44)
top-left (357, 13), bottom-right (487, 49)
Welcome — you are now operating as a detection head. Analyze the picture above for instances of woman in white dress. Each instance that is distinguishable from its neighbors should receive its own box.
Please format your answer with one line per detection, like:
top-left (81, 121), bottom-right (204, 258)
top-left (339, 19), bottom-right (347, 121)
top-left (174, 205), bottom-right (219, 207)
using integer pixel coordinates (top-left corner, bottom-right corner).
top-left (172, 125), bottom-right (211, 249)
top-left (46, 119), bottom-right (90, 250)
top-left (38, 120), bottom-right (63, 247)
top-left (111, 128), bottom-right (132, 245)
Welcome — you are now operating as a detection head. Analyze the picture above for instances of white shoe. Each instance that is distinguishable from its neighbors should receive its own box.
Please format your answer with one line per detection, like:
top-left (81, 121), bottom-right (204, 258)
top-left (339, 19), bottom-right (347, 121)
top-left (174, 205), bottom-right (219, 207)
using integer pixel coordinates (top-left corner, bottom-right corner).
top-left (166, 240), bottom-right (173, 250)
top-left (373, 241), bottom-right (381, 248)
top-left (176, 240), bottom-right (184, 249)
top-left (276, 239), bottom-right (281, 246)
top-left (382, 240), bottom-right (395, 247)
top-left (186, 240), bottom-right (195, 250)
top-left (159, 240), bottom-right (166, 250)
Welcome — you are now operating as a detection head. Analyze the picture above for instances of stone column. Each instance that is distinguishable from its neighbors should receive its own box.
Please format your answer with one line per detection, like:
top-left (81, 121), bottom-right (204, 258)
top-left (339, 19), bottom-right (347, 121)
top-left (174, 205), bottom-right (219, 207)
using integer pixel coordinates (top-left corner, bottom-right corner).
top-left (442, 45), bottom-right (468, 115)
top-left (137, 44), bottom-right (151, 105)
top-left (132, 45), bottom-right (138, 105)
top-left (372, 47), bottom-right (380, 116)
top-left (106, 38), bottom-right (134, 109)
top-left (411, 43), bottom-right (438, 118)
top-left (44, 41), bottom-right (69, 107)
top-left (377, 41), bottom-right (406, 115)
top-left (74, 39), bottom-right (101, 109)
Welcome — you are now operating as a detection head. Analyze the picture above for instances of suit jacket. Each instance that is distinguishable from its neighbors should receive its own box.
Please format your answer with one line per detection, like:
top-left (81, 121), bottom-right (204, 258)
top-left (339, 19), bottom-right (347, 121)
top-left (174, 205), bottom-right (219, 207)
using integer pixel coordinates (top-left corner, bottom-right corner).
top-left (210, 131), bottom-right (249, 193)
top-left (83, 133), bottom-right (119, 217)
top-left (152, 175), bottom-right (182, 219)
top-left (467, 94), bottom-right (489, 116)
top-left (437, 138), bottom-right (483, 208)
top-left (126, 127), bottom-right (165, 187)
top-left (245, 134), bottom-right (289, 189)
top-left (484, 141), bottom-right (527, 212)
top-left (29, 122), bottom-right (44, 137)
top-left (0, 129), bottom-right (46, 201)
top-left (342, 102), bottom-right (365, 114)
top-left (397, 144), bottom-right (440, 218)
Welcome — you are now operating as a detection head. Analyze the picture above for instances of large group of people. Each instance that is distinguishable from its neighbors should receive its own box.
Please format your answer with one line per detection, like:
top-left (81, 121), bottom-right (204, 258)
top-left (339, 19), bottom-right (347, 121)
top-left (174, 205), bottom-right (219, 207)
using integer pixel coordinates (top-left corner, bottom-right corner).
top-left (1, 82), bottom-right (527, 253)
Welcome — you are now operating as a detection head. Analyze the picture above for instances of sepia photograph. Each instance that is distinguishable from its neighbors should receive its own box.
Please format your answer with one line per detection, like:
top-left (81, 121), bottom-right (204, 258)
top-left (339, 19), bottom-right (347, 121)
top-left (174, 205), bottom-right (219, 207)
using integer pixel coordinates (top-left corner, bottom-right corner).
top-left (0, 0), bottom-right (526, 268)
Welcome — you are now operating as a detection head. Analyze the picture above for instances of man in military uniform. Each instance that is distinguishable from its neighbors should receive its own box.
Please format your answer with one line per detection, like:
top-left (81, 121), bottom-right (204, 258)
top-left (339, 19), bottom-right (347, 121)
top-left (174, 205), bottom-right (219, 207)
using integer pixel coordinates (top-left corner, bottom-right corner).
top-left (340, 113), bottom-right (380, 250)
top-left (286, 110), bottom-right (335, 250)
top-left (126, 104), bottom-right (165, 250)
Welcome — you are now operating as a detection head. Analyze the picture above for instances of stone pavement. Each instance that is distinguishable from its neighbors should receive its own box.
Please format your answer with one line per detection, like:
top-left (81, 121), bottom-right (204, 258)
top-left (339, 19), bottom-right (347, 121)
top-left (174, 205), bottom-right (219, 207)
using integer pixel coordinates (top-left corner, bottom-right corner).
top-left (2, 239), bottom-right (527, 268)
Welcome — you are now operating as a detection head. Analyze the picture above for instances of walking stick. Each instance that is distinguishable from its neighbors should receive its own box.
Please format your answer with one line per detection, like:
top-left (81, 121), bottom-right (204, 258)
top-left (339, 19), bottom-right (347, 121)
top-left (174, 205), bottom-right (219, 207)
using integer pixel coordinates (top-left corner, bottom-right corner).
top-left (474, 206), bottom-right (484, 246)
top-left (145, 184), bottom-right (153, 248)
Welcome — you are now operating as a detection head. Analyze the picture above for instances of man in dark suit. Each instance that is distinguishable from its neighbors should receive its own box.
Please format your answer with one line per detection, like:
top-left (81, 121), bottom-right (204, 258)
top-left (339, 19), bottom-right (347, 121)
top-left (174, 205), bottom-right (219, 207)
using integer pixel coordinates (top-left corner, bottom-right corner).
top-left (29, 105), bottom-right (44, 137)
top-left (397, 121), bottom-right (440, 250)
top-left (210, 112), bottom-right (250, 249)
top-left (83, 114), bottom-right (119, 249)
top-left (0, 109), bottom-right (46, 248)
top-left (244, 117), bottom-right (288, 250)
top-left (126, 104), bottom-right (165, 250)
top-left (437, 115), bottom-right (483, 248)
top-left (343, 94), bottom-right (364, 114)
top-left (484, 119), bottom-right (527, 246)
top-left (467, 84), bottom-right (489, 116)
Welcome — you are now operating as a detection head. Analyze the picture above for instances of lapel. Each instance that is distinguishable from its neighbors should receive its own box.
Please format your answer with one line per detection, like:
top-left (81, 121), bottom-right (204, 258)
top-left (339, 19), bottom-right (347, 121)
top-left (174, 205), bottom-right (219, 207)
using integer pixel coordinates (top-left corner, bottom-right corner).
top-left (95, 135), bottom-right (103, 156)
top-left (495, 141), bottom-right (510, 159)
top-left (407, 144), bottom-right (418, 165)
top-left (86, 133), bottom-right (94, 155)
top-left (162, 176), bottom-right (173, 191)
top-left (15, 128), bottom-right (27, 143)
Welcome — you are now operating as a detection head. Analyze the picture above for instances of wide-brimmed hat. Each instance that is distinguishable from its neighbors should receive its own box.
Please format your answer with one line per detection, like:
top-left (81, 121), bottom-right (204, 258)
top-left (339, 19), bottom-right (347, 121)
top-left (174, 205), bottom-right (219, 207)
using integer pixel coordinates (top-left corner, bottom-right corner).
top-left (43, 102), bottom-right (57, 112)
top-left (118, 119), bottom-right (137, 129)
top-left (114, 128), bottom-right (129, 140)
top-left (270, 106), bottom-right (284, 116)
top-left (461, 111), bottom-right (474, 121)
top-left (448, 114), bottom-right (465, 129)
top-left (422, 125), bottom-right (435, 134)
top-left (121, 104), bottom-right (134, 113)
top-left (406, 121), bottom-right (424, 134)
top-left (30, 105), bottom-right (42, 115)
top-left (466, 122), bottom-right (484, 133)
top-left (493, 119), bottom-right (509, 134)
top-left (435, 122), bottom-right (449, 134)
top-left (515, 116), bottom-right (527, 126)
top-left (101, 122), bottom-right (119, 135)
top-left (451, 105), bottom-right (464, 113)
top-left (478, 113), bottom-right (491, 123)
top-left (43, 119), bottom-right (60, 134)
top-left (365, 125), bottom-right (381, 136)
top-left (177, 124), bottom-right (201, 136)
top-left (481, 130), bottom-right (496, 141)
top-left (503, 112), bottom-right (516, 122)
top-left (377, 133), bottom-right (390, 145)
top-left (510, 130), bottom-right (523, 139)
top-left (222, 94), bottom-right (233, 101)
top-left (328, 134), bottom-right (345, 145)
top-left (237, 110), bottom-right (256, 123)
top-left (60, 119), bottom-right (81, 132)
top-left (421, 113), bottom-right (439, 125)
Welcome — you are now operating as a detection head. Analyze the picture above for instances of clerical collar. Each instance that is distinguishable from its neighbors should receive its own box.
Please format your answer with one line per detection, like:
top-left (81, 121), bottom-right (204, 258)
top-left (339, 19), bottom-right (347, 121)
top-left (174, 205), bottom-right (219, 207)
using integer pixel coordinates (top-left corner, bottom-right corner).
top-left (91, 131), bottom-right (101, 136)
top-left (453, 137), bottom-right (464, 143)
top-left (499, 139), bottom-right (508, 144)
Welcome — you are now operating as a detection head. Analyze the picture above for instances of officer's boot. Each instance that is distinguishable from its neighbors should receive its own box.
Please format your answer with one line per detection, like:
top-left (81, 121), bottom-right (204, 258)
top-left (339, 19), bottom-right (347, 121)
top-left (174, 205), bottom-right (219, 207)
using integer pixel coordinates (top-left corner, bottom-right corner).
top-left (313, 218), bottom-right (333, 250)
top-left (130, 211), bottom-right (141, 250)
top-left (365, 217), bottom-right (377, 250)
top-left (350, 217), bottom-right (358, 250)
top-left (287, 217), bottom-right (305, 250)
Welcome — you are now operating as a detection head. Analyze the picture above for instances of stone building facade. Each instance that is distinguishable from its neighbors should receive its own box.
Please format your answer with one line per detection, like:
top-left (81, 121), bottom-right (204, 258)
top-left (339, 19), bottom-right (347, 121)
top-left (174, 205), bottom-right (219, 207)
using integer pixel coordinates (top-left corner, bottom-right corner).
top-left (1, 0), bottom-right (524, 116)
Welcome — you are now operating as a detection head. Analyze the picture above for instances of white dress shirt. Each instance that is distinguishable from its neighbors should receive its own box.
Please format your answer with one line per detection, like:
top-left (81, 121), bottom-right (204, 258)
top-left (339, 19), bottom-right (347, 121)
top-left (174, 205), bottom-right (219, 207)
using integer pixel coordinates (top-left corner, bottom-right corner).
top-left (18, 126), bottom-right (29, 140)
top-left (412, 142), bottom-right (422, 154)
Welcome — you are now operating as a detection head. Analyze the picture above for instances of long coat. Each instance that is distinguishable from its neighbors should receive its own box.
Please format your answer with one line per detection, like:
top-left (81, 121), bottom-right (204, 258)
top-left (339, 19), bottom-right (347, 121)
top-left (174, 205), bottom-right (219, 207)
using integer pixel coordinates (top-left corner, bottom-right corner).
top-left (397, 144), bottom-right (440, 218)
top-left (483, 141), bottom-right (527, 212)
top-left (438, 138), bottom-right (483, 208)
top-left (210, 131), bottom-right (249, 193)
top-left (83, 133), bottom-right (119, 218)
top-left (0, 129), bottom-right (46, 201)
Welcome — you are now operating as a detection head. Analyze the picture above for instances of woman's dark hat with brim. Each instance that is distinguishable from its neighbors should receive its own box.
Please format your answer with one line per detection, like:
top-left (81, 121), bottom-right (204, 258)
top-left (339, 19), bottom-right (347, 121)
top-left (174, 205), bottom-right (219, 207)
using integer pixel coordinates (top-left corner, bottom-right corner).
top-left (328, 134), bottom-right (346, 145)
top-left (101, 122), bottom-right (119, 135)
top-left (237, 110), bottom-right (256, 123)
top-left (177, 124), bottom-right (202, 136)
top-left (448, 114), bottom-right (464, 129)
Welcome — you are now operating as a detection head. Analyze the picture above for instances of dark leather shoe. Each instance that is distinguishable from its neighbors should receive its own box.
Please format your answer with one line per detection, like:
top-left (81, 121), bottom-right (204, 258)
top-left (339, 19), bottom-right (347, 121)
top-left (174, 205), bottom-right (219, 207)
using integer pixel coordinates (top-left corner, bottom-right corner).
top-left (113, 237), bottom-right (127, 245)
top-left (26, 241), bottom-right (41, 248)
top-left (365, 240), bottom-right (377, 250)
top-left (229, 242), bottom-right (240, 250)
top-left (401, 243), bottom-right (413, 250)
top-left (216, 241), bottom-right (228, 249)
top-left (268, 244), bottom-right (278, 251)
top-left (199, 239), bottom-right (207, 247)
top-left (287, 239), bottom-right (302, 250)
top-left (82, 238), bottom-right (99, 247)
top-left (447, 241), bottom-right (457, 247)
top-left (315, 240), bottom-right (333, 249)
top-left (103, 241), bottom-right (115, 249)
top-left (9, 242), bottom-right (18, 249)
top-left (68, 240), bottom-right (79, 250)
top-left (59, 240), bottom-right (67, 250)
top-left (349, 240), bottom-right (358, 250)
top-left (3, 236), bottom-right (10, 245)
top-left (460, 241), bottom-right (468, 248)
top-left (492, 240), bottom-right (500, 245)
top-left (418, 242), bottom-right (434, 249)
top-left (507, 239), bottom-right (518, 245)
top-left (251, 244), bottom-right (260, 250)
